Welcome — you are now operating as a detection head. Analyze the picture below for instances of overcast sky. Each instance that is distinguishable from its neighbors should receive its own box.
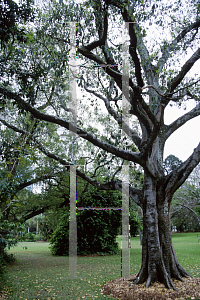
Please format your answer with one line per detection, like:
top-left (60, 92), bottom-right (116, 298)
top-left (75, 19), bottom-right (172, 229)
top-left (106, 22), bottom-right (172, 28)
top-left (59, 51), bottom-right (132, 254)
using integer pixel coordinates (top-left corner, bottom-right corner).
top-left (164, 100), bottom-right (200, 161)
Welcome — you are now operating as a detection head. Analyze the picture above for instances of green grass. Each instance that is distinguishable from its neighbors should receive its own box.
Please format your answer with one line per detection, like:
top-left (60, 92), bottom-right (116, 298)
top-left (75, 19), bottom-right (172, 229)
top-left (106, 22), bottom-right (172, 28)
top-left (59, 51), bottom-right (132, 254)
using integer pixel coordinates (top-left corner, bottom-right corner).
top-left (171, 232), bottom-right (200, 277)
top-left (1, 233), bottom-right (199, 299)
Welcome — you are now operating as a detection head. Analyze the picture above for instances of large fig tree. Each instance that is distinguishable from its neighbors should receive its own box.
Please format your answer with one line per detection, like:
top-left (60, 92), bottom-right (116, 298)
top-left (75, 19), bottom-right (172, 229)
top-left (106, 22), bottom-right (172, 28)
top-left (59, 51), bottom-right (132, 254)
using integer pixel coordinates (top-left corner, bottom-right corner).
top-left (1, 0), bottom-right (200, 290)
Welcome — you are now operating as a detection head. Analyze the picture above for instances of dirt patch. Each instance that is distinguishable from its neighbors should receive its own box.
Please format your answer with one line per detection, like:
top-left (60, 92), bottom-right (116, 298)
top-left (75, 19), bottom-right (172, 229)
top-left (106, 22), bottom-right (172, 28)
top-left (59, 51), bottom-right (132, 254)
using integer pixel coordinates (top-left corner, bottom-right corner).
top-left (101, 274), bottom-right (200, 300)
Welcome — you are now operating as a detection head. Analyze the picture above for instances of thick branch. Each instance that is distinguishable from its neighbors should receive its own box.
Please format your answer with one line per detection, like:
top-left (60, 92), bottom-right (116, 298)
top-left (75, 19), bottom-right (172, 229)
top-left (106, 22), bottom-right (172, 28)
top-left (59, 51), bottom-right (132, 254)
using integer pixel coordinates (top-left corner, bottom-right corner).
top-left (0, 117), bottom-right (72, 166)
top-left (0, 87), bottom-right (145, 167)
top-left (78, 46), bottom-right (123, 90)
top-left (78, 46), bottom-right (157, 137)
top-left (123, 16), bottom-right (144, 87)
top-left (168, 47), bottom-right (200, 93)
top-left (109, 1), bottom-right (147, 86)
top-left (130, 90), bottom-right (160, 137)
top-left (140, 123), bottom-right (161, 159)
top-left (165, 102), bottom-right (200, 140)
top-left (20, 207), bottom-right (50, 222)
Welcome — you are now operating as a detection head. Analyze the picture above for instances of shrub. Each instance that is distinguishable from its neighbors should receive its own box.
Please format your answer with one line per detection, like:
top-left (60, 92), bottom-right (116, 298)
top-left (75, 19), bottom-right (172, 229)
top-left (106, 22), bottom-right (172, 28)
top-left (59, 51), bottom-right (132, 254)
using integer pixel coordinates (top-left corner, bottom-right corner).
top-left (50, 208), bottom-right (121, 256)
top-left (49, 187), bottom-right (142, 256)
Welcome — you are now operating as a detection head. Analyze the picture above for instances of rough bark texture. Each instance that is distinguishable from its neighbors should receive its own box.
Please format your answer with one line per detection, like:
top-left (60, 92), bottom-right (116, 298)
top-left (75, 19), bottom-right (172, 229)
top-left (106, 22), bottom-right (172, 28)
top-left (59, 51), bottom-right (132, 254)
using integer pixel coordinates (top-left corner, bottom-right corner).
top-left (133, 175), bottom-right (190, 290)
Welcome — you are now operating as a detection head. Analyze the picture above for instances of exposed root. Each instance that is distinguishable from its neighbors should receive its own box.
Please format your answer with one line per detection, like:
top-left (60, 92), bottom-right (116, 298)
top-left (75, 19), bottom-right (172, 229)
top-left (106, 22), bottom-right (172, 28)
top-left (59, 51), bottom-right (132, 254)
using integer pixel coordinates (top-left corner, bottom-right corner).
top-left (177, 264), bottom-right (192, 278)
top-left (146, 275), bottom-right (151, 288)
top-left (173, 273), bottom-right (184, 282)
top-left (167, 275), bottom-right (177, 291)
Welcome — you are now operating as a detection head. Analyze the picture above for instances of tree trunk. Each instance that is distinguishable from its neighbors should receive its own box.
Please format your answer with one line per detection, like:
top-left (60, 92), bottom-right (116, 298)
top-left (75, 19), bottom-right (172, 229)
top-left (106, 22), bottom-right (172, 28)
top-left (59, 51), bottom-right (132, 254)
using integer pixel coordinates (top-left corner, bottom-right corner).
top-left (133, 175), bottom-right (191, 289)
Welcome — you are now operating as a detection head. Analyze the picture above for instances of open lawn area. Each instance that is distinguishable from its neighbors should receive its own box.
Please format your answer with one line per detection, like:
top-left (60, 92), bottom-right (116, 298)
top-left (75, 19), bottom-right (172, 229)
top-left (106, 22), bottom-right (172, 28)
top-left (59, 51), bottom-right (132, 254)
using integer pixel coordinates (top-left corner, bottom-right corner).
top-left (1, 232), bottom-right (200, 299)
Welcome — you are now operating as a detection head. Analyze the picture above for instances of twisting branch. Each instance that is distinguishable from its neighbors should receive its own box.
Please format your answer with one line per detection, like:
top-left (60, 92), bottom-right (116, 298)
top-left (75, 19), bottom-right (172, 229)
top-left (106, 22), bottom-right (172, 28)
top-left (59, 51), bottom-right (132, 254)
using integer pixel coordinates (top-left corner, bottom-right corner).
top-left (79, 40), bottom-right (159, 137)
top-left (0, 117), bottom-right (72, 166)
top-left (78, 46), bottom-right (138, 93)
top-left (109, 0), bottom-right (145, 87)
top-left (130, 90), bottom-right (160, 131)
top-left (17, 172), bottom-right (62, 192)
top-left (111, 160), bottom-right (124, 181)
top-left (121, 15), bottom-right (144, 87)
top-left (134, 26), bottom-right (155, 86)
top-left (78, 46), bottom-right (123, 90)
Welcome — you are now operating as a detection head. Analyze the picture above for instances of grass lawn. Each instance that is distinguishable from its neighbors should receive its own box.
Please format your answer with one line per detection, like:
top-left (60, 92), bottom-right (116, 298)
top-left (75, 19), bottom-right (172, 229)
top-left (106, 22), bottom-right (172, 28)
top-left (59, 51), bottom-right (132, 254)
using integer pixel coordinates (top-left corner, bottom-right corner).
top-left (1, 232), bottom-right (200, 300)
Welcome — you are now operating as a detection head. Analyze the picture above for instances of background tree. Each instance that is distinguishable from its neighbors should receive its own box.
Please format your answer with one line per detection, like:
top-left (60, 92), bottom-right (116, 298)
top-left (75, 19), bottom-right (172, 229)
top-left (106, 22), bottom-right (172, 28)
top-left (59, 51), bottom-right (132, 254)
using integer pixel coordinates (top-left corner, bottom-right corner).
top-left (1, 0), bottom-right (200, 290)
top-left (171, 164), bottom-right (200, 232)
top-left (163, 155), bottom-right (183, 175)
